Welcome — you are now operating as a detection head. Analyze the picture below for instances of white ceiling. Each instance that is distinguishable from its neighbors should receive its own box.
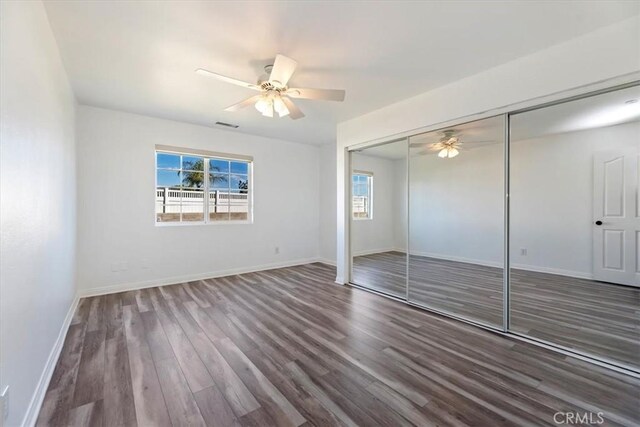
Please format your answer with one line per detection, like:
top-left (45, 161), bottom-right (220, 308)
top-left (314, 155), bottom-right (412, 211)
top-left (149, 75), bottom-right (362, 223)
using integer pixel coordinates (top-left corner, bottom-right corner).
top-left (43, 1), bottom-right (639, 145)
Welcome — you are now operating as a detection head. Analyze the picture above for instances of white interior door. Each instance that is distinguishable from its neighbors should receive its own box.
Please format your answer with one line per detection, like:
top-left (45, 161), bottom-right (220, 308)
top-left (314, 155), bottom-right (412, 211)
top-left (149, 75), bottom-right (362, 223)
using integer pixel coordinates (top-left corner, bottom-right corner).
top-left (593, 150), bottom-right (640, 287)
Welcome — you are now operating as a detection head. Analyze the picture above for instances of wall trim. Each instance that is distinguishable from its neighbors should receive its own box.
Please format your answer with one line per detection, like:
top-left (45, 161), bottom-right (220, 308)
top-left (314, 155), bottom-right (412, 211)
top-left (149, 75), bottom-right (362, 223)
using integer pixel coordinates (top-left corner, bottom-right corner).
top-left (316, 258), bottom-right (337, 266)
top-left (409, 251), bottom-right (504, 269)
top-left (417, 251), bottom-right (593, 280)
top-left (352, 247), bottom-right (397, 257)
top-left (79, 257), bottom-right (324, 297)
top-left (22, 295), bottom-right (80, 427)
top-left (357, 249), bottom-right (594, 280)
top-left (510, 262), bottom-right (592, 280)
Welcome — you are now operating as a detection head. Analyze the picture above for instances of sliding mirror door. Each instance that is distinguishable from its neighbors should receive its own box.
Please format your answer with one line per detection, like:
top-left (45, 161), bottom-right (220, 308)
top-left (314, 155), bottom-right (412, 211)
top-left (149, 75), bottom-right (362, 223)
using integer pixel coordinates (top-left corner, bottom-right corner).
top-left (350, 139), bottom-right (408, 298)
top-left (408, 116), bottom-right (505, 328)
top-left (509, 85), bottom-right (640, 369)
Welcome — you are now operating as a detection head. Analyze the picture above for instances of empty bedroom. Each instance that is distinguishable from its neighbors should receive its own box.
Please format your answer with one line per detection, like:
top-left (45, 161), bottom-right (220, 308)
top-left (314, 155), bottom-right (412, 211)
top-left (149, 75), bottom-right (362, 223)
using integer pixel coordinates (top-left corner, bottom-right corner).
top-left (1, 1), bottom-right (639, 426)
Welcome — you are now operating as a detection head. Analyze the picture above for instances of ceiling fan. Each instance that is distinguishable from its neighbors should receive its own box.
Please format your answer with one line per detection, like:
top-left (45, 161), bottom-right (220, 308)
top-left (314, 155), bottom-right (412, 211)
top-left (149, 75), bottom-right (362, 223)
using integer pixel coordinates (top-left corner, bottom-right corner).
top-left (196, 54), bottom-right (346, 120)
top-left (410, 129), bottom-right (498, 158)
top-left (411, 129), bottom-right (464, 158)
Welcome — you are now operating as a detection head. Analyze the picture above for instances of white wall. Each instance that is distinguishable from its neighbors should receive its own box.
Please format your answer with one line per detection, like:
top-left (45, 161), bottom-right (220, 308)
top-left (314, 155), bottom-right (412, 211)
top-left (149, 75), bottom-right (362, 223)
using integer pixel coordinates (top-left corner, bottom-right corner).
top-left (335, 16), bottom-right (640, 282)
top-left (350, 153), bottom-right (402, 255)
top-left (409, 142), bottom-right (504, 265)
top-left (0, 2), bottom-right (77, 426)
top-left (76, 106), bottom-right (321, 294)
top-left (318, 144), bottom-right (337, 263)
top-left (510, 121), bottom-right (640, 277)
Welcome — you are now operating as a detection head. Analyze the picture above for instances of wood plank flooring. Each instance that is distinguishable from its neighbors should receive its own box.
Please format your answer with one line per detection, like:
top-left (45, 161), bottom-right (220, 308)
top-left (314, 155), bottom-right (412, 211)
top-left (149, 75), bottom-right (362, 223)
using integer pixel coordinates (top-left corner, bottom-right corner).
top-left (352, 251), bottom-right (640, 369)
top-left (38, 263), bottom-right (639, 426)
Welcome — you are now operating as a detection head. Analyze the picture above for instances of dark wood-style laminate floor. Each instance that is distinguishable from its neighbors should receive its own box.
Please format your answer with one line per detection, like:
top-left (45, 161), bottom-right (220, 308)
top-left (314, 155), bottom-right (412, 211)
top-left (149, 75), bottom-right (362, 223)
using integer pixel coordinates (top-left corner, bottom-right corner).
top-left (37, 263), bottom-right (639, 426)
top-left (352, 251), bottom-right (640, 369)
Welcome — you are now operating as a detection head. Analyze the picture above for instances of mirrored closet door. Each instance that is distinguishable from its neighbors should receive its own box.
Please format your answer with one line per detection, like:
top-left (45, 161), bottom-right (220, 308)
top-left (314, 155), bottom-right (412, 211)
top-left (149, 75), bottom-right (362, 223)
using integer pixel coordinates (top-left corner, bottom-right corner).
top-left (350, 139), bottom-right (408, 299)
top-left (509, 85), bottom-right (640, 369)
top-left (347, 83), bottom-right (640, 372)
top-left (408, 115), bottom-right (505, 328)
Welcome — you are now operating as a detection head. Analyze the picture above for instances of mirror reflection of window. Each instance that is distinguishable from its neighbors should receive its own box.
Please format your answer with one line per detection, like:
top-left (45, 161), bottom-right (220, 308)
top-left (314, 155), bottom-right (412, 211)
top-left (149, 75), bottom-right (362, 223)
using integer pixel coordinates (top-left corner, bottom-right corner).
top-left (352, 172), bottom-right (373, 220)
top-left (350, 139), bottom-right (408, 299)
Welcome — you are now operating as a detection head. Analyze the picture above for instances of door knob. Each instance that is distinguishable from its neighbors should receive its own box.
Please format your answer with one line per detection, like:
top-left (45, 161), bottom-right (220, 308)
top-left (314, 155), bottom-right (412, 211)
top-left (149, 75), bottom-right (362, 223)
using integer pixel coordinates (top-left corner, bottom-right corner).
top-left (595, 220), bottom-right (603, 226)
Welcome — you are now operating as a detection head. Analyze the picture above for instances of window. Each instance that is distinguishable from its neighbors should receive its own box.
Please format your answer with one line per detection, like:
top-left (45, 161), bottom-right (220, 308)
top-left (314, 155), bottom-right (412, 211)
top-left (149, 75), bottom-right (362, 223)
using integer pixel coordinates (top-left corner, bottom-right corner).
top-left (155, 147), bottom-right (252, 224)
top-left (352, 171), bottom-right (373, 219)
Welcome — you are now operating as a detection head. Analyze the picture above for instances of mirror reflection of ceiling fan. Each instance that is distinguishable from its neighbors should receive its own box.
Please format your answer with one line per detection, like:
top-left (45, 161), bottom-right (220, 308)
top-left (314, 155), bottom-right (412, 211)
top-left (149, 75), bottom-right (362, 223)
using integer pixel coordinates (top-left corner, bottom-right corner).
top-left (410, 129), bottom-right (494, 158)
top-left (196, 54), bottom-right (346, 120)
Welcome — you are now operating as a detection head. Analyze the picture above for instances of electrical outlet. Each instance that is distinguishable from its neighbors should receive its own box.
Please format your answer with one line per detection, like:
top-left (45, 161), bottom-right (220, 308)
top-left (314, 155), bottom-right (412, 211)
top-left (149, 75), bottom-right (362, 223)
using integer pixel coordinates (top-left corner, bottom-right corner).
top-left (520, 248), bottom-right (527, 256)
top-left (274, 247), bottom-right (280, 255)
top-left (1, 385), bottom-right (9, 422)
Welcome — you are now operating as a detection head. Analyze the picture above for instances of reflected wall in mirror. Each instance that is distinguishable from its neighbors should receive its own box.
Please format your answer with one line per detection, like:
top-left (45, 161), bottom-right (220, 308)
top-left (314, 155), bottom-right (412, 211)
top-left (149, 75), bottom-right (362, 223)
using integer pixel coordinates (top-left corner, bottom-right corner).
top-left (510, 85), bottom-right (640, 369)
top-left (408, 115), bottom-right (505, 328)
top-left (350, 139), bottom-right (408, 298)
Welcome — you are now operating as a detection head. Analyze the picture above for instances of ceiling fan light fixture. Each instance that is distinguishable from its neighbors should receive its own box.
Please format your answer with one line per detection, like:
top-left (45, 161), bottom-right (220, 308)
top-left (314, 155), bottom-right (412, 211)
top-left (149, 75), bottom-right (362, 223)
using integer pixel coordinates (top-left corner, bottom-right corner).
top-left (438, 146), bottom-right (459, 158)
top-left (261, 102), bottom-right (274, 117)
top-left (255, 95), bottom-right (271, 114)
top-left (274, 95), bottom-right (289, 117)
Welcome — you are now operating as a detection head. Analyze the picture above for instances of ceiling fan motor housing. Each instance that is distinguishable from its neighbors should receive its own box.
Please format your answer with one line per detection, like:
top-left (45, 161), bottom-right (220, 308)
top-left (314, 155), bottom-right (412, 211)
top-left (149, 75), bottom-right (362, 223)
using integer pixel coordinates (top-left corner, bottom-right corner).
top-left (258, 80), bottom-right (285, 92)
top-left (258, 64), bottom-right (286, 91)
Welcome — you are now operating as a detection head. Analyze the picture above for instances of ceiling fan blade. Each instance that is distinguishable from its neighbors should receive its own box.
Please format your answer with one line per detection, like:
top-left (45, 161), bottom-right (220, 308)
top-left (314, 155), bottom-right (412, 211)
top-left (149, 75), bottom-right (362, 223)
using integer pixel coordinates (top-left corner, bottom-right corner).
top-left (281, 96), bottom-right (305, 120)
top-left (287, 87), bottom-right (345, 102)
top-left (196, 68), bottom-right (260, 90)
top-left (269, 54), bottom-right (298, 86)
top-left (224, 95), bottom-right (263, 112)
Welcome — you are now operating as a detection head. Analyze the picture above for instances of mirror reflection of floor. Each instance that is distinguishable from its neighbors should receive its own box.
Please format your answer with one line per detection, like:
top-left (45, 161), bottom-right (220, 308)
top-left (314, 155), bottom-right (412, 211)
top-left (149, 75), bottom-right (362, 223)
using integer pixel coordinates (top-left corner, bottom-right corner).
top-left (352, 251), bottom-right (639, 369)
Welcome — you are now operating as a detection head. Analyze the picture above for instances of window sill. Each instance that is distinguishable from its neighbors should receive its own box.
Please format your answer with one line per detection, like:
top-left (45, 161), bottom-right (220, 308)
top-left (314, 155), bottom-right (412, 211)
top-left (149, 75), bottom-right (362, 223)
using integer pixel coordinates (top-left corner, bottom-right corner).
top-left (352, 217), bottom-right (373, 221)
top-left (155, 220), bottom-right (253, 227)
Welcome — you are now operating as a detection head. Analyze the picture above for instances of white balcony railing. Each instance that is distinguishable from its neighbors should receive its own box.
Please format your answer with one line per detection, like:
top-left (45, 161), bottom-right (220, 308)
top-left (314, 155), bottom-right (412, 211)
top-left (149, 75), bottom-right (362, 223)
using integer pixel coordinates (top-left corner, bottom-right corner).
top-left (156, 188), bottom-right (249, 213)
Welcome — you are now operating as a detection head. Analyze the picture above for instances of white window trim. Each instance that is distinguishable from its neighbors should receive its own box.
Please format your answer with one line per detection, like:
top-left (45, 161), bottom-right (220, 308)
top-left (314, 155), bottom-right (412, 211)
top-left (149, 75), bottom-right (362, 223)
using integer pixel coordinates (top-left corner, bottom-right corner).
top-left (155, 144), bottom-right (253, 161)
top-left (155, 146), bottom-right (254, 226)
top-left (352, 170), bottom-right (373, 221)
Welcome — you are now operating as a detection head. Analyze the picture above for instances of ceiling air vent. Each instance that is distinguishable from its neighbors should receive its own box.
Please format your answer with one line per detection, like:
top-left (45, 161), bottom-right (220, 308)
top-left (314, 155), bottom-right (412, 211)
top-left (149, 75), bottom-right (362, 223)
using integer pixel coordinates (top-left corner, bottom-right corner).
top-left (215, 121), bottom-right (239, 129)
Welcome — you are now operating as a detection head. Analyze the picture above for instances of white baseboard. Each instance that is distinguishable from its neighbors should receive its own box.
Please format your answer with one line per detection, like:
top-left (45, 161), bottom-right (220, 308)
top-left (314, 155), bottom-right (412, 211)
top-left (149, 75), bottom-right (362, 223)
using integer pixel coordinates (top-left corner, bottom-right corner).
top-left (316, 258), bottom-right (337, 266)
top-left (410, 251), bottom-right (504, 268)
top-left (510, 263), bottom-right (593, 280)
top-left (352, 247), bottom-right (396, 257)
top-left (22, 295), bottom-right (80, 427)
top-left (409, 251), bottom-right (593, 280)
top-left (79, 257), bottom-right (324, 298)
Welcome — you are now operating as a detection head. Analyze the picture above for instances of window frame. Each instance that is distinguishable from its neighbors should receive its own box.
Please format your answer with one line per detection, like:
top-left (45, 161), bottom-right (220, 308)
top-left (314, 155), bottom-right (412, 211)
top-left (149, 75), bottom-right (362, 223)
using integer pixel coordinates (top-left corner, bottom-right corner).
top-left (155, 146), bottom-right (253, 226)
top-left (352, 170), bottom-right (373, 220)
